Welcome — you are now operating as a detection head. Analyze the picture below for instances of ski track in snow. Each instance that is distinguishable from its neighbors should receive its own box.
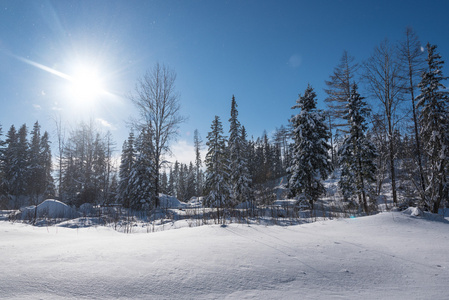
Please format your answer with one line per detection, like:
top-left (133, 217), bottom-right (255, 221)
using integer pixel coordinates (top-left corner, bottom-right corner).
top-left (1, 211), bottom-right (448, 299)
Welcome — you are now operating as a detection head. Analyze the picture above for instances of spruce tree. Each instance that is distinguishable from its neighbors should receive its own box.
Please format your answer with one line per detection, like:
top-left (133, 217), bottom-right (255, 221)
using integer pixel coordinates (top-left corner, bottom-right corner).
top-left (129, 129), bottom-right (156, 210)
top-left (40, 131), bottom-right (55, 199)
top-left (14, 124), bottom-right (29, 201)
top-left (160, 171), bottom-right (168, 195)
top-left (193, 129), bottom-right (203, 197)
top-left (228, 96), bottom-right (253, 206)
top-left (118, 131), bottom-right (136, 208)
top-left (167, 166), bottom-right (174, 196)
top-left (288, 85), bottom-right (331, 209)
top-left (186, 162), bottom-right (196, 200)
top-left (2, 125), bottom-right (17, 198)
top-left (416, 43), bottom-right (449, 213)
top-left (0, 124), bottom-right (4, 198)
top-left (28, 121), bottom-right (44, 203)
top-left (204, 116), bottom-right (230, 221)
top-left (338, 84), bottom-right (377, 214)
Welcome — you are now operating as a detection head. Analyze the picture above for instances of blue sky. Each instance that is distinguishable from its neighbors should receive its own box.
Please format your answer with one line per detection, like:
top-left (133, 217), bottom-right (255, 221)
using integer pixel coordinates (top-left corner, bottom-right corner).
top-left (1, 0), bottom-right (449, 163)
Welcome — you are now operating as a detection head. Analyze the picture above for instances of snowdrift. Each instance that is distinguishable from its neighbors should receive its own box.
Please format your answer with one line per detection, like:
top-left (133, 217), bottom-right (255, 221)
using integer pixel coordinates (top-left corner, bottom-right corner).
top-left (13, 199), bottom-right (78, 220)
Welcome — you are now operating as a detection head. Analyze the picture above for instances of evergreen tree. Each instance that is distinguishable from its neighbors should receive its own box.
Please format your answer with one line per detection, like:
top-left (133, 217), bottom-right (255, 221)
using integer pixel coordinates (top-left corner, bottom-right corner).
top-left (177, 163), bottom-right (186, 201)
top-left (186, 162), bottom-right (196, 200)
top-left (262, 131), bottom-right (273, 180)
top-left (28, 121), bottom-right (44, 203)
top-left (288, 85), bottom-right (331, 209)
top-left (160, 171), bottom-right (168, 195)
top-left (273, 125), bottom-right (290, 175)
top-left (338, 84), bottom-right (377, 214)
top-left (193, 129), bottom-right (203, 196)
top-left (11, 124), bottom-right (30, 196)
top-left (2, 125), bottom-right (18, 198)
top-left (204, 116), bottom-right (230, 213)
top-left (61, 121), bottom-right (109, 206)
top-left (129, 128), bottom-right (156, 210)
top-left (40, 131), bottom-right (55, 199)
top-left (92, 133), bottom-right (107, 204)
top-left (0, 124), bottom-right (5, 198)
top-left (172, 161), bottom-right (180, 198)
top-left (228, 95), bottom-right (253, 205)
top-left (416, 43), bottom-right (449, 213)
top-left (118, 131), bottom-right (136, 208)
top-left (167, 166), bottom-right (174, 196)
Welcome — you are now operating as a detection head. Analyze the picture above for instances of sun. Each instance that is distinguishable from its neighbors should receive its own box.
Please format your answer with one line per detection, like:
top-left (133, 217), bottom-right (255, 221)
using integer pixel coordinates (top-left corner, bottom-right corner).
top-left (67, 64), bottom-right (106, 102)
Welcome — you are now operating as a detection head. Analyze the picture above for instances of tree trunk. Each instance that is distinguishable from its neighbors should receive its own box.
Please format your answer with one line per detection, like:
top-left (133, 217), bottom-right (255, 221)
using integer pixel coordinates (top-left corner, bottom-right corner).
top-left (387, 117), bottom-right (398, 205)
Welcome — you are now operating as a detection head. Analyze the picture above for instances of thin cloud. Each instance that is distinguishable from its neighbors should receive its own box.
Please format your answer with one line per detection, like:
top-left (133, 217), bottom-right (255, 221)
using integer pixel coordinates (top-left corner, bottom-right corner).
top-left (96, 118), bottom-right (116, 130)
top-left (288, 54), bottom-right (302, 68)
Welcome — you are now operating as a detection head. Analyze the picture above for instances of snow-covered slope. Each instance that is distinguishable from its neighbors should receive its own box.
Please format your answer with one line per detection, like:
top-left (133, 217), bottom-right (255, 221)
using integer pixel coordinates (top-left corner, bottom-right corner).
top-left (1, 211), bottom-right (448, 299)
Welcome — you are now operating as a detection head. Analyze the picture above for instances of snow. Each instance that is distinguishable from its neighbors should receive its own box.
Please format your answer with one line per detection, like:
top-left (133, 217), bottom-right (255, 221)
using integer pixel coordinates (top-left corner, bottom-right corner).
top-left (12, 199), bottom-right (78, 220)
top-left (1, 211), bottom-right (448, 299)
top-left (159, 194), bottom-right (188, 209)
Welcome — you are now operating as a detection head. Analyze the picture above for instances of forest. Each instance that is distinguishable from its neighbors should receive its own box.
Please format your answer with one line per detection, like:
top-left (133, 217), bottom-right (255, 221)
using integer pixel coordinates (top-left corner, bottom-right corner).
top-left (0, 28), bottom-right (448, 223)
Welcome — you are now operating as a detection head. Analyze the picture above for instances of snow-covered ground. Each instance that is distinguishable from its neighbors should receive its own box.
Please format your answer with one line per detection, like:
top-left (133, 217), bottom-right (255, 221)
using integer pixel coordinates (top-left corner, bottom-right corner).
top-left (1, 210), bottom-right (448, 299)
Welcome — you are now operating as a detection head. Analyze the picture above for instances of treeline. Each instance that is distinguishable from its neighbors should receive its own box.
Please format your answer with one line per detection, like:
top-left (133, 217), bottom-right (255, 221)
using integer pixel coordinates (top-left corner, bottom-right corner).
top-left (0, 122), bottom-right (54, 208)
top-left (0, 120), bottom-right (117, 209)
top-left (1, 29), bottom-right (448, 216)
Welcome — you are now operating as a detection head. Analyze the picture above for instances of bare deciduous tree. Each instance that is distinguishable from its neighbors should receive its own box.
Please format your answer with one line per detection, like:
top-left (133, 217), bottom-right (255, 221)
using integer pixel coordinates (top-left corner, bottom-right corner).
top-left (398, 27), bottom-right (426, 200)
top-left (130, 63), bottom-right (186, 207)
top-left (363, 39), bottom-right (405, 205)
top-left (324, 50), bottom-right (359, 166)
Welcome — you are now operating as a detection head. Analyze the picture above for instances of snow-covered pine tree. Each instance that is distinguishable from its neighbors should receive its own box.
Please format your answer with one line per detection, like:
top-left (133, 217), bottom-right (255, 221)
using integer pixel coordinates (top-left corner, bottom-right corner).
top-left (416, 43), bottom-right (449, 213)
top-left (92, 133), bottom-right (107, 204)
top-left (160, 171), bottom-right (168, 195)
top-left (167, 166), bottom-right (174, 196)
top-left (273, 125), bottom-right (291, 173)
top-left (2, 125), bottom-right (17, 201)
top-left (228, 96), bottom-right (253, 206)
top-left (338, 84), bottom-right (377, 214)
top-left (288, 84), bottom-right (331, 209)
top-left (118, 131), bottom-right (136, 208)
top-left (17, 125), bottom-right (30, 198)
top-left (204, 116), bottom-right (230, 222)
top-left (193, 129), bottom-right (203, 196)
top-left (28, 121), bottom-right (44, 204)
top-left (172, 161), bottom-right (180, 198)
top-left (186, 162), bottom-right (196, 201)
top-left (40, 131), bottom-right (55, 199)
top-left (177, 163), bottom-right (187, 201)
top-left (0, 124), bottom-right (4, 199)
top-left (129, 128), bottom-right (156, 210)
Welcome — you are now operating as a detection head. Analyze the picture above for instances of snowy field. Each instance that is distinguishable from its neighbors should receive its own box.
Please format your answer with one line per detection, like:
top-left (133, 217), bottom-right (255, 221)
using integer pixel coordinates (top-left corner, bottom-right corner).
top-left (1, 210), bottom-right (448, 299)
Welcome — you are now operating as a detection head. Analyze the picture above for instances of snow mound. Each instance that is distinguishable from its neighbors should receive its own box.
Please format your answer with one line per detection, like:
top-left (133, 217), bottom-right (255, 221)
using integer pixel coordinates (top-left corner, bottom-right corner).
top-left (402, 206), bottom-right (447, 223)
top-left (14, 199), bottom-right (78, 220)
top-left (159, 194), bottom-right (188, 209)
top-left (402, 206), bottom-right (423, 217)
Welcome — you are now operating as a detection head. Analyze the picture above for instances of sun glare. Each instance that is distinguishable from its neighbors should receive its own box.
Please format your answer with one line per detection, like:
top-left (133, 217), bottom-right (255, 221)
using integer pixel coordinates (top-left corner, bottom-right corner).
top-left (68, 65), bottom-right (105, 102)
